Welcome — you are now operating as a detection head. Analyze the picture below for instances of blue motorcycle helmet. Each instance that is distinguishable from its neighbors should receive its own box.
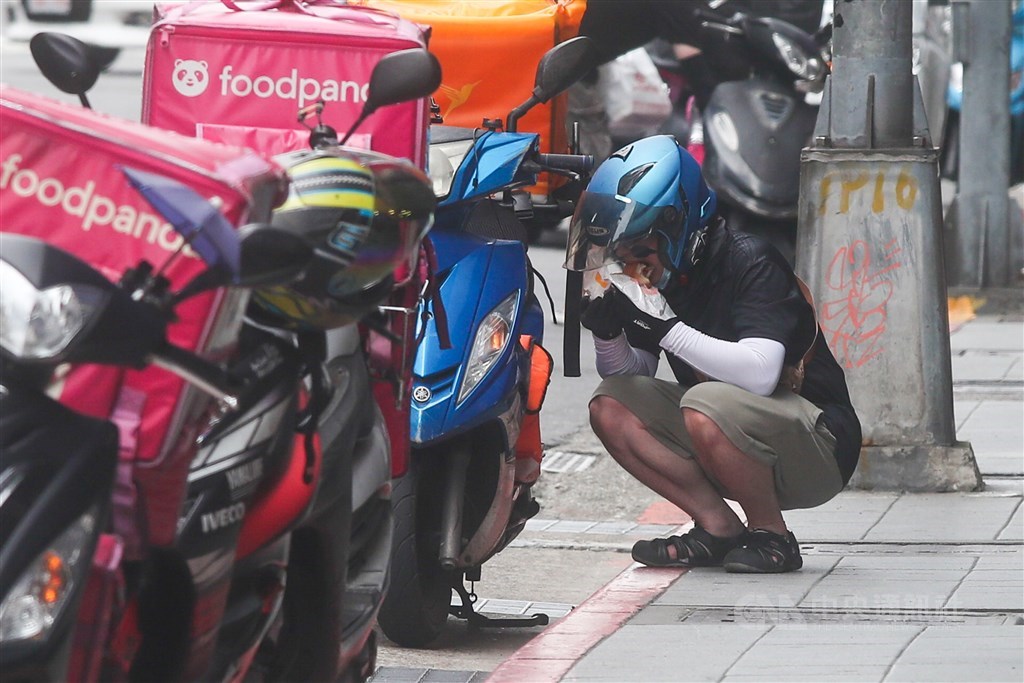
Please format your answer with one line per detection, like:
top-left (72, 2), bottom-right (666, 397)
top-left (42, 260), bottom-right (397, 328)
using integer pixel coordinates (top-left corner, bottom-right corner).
top-left (564, 135), bottom-right (716, 288)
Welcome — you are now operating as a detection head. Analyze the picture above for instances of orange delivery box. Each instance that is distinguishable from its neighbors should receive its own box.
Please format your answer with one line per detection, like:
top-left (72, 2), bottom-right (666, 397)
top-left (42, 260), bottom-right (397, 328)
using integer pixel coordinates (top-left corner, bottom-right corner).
top-left (355, 0), bottom-right (586, 202)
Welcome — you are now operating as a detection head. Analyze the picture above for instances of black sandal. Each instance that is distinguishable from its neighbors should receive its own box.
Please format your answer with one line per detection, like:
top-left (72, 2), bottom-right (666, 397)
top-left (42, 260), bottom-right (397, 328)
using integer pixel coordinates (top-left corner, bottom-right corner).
top-left (631, 526), bottom-right (747, 568)
top-left (723, 528), bottom-right (803, 573)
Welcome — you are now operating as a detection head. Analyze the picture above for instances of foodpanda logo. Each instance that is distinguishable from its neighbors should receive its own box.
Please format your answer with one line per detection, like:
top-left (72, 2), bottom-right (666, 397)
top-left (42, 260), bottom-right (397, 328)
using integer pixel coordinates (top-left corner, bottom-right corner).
top-left (172, 59), bottom-right (210, 97)
top-left (2, 153), bottom-right (200, 258)
top-left (169, 56), bottom-right (370, 108)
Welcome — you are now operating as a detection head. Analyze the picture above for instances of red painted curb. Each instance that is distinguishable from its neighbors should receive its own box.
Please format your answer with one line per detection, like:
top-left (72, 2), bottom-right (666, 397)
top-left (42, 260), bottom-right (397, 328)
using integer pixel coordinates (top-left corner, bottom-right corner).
top-left (487, 555), bottom-right (688, 682)
top-left (637, 500), bottom-right (693, 526)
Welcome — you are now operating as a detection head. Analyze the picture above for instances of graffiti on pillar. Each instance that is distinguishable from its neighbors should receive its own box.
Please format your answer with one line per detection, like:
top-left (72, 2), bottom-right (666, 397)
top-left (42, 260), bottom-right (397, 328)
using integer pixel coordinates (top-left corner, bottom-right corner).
top-left (814, 167), bottom-right (915, 368)
top-left (820, 238), bottom-right (904, 369)
top-left (817, 169), bottom-right (919, 215)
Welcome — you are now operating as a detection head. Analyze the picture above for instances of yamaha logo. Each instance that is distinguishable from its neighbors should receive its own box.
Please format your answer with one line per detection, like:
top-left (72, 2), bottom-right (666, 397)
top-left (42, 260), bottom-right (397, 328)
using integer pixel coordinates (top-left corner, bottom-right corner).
top-left (413, 386), bottom-right (432, 403)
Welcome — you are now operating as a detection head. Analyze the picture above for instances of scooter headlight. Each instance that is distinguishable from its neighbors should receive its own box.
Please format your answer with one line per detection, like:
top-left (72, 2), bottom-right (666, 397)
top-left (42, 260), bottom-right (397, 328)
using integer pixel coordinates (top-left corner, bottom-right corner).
top-left (428, 139), bottom-right (475, 198)
top-left (0, 260), bottom-right (106, 361)
top-left (457, 292), bottom-right (517, 405)
top-left (0, 510), bottom-right (97, 643)
top-left (772, 32), bottom-right (825, 83)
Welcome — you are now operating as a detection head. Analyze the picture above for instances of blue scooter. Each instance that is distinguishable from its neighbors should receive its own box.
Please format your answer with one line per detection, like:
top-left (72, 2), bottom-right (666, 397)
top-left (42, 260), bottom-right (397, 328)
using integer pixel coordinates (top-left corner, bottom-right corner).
top-left (376, 37), bottom-right (595, 648)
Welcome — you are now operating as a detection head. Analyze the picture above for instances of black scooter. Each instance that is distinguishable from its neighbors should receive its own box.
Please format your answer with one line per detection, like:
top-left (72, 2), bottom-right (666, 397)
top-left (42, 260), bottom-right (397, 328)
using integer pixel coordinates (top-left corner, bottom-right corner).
top-left (689, 8), bottom-right (830, 263)
top-left (0, 224), bottom-right (311, 682)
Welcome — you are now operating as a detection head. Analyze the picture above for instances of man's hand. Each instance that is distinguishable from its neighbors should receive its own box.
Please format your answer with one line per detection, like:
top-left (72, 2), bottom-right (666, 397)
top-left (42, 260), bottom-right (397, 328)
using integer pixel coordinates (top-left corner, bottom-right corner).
top-left (611, 291), bottom-right (679, 349)
top-left (580, 292), bottom-right (623, 340)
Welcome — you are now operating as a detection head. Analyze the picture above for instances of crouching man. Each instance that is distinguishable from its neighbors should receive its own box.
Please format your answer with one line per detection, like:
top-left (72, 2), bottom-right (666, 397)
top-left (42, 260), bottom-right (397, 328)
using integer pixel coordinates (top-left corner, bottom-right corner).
top-left (564, 135), bottom-right (861, 573)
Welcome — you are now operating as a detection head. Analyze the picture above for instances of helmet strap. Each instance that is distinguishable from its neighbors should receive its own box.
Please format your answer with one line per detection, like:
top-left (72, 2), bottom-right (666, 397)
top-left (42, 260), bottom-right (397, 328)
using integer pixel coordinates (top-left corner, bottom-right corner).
top-left (653, 268), bottom-right (673, 290)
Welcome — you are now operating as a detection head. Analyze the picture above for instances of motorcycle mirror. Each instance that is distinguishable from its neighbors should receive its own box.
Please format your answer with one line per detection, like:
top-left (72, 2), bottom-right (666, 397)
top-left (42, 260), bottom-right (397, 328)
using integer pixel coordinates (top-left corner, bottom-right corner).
top-left (29, 32), bottom-right (103, 108)
top-left (507, 36), bottom-right (595, 132)
top-left (339, 48), bottom-right (442, 145)
top-left (173, 225), bottom-right (312, 303)
top-left (532, 36), bottom-right (596, 103)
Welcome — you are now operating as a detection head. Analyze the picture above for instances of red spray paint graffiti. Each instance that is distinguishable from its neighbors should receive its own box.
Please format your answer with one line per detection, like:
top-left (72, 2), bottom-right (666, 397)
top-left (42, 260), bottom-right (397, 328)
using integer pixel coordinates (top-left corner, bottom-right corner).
top-left (820, 239), bottom-right (903, 369)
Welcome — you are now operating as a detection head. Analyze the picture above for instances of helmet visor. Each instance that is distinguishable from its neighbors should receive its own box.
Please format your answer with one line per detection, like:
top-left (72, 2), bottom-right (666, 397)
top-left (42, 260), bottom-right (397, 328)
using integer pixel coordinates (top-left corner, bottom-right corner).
top-left (563, 190), bottom-right (664, 272)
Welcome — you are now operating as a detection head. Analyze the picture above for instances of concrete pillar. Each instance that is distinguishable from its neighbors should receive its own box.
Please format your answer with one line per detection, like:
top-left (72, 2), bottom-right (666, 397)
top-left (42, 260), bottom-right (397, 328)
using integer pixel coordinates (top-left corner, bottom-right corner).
top-left (796, 0), bottom-right (981, 491)
top-left (947, 0), bottom-right (1013, 287)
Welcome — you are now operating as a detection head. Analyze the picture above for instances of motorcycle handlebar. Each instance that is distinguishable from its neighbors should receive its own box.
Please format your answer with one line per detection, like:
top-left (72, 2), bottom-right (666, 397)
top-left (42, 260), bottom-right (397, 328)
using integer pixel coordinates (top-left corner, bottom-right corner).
top-left (149, 343), bottom-right (239, 410)
top-left (536, 153), bottom-right (595, 174)
top-left (694, 7), bottom-right (744, 34)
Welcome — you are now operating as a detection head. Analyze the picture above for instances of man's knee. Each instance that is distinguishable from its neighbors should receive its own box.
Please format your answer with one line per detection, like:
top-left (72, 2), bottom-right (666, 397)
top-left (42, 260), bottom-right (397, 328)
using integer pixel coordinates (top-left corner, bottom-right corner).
top-left (589, 395), bottom-right (620, 435)
top-left (682, 407), bottom-right (722, 447)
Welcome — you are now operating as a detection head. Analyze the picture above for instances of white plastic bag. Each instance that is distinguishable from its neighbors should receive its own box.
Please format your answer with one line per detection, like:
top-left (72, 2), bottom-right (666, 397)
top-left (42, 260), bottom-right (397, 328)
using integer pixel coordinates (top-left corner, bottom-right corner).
top-left (599, 47), bottom-right (672, 139)
top-left (583, 263), bottom-right (675, 320)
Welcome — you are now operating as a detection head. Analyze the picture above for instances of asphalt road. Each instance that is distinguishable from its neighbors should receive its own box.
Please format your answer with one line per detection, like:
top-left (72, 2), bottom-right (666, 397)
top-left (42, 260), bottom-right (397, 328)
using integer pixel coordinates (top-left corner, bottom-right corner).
top-left (1, 35), bottom-right (662, 677)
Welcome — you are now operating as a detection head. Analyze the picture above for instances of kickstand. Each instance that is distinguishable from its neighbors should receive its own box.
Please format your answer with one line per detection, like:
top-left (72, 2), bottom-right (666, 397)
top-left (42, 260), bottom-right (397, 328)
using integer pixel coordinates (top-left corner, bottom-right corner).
top-left (449, 581), bottom-right (549, 629)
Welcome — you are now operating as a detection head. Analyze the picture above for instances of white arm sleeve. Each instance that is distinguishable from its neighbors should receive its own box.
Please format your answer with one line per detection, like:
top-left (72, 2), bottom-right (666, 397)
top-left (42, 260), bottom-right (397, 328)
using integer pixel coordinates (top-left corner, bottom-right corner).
top-left (658, 323), bottom-right (785, 395)
top-left (594, 333), bottom-right (659, 378)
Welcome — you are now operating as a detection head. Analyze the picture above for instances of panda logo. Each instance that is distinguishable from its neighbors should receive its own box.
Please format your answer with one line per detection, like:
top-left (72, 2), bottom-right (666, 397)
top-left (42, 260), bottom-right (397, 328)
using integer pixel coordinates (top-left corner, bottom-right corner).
top-left (172, 59), bottom-right (210, 97)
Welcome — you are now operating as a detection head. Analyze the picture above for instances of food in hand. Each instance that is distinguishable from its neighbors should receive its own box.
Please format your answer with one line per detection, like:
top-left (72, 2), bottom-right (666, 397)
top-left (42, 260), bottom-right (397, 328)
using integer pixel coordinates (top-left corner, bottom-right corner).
top-left (623, 262), bottom-right (653, 287)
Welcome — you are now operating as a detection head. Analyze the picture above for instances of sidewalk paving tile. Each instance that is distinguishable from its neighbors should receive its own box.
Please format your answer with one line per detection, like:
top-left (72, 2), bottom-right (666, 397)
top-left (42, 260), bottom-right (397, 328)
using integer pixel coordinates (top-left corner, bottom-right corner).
top-left (723, 671), bottom-right (892, 682)
top-left (949, 321), bottom-right (1024, 353)
top-left (653, 557), bottom-right (841, 610)
top-left (886, 663), bottom-right (1021, 683)
top-left (801, 555), bottom-right (976, 611)
top-left (998, 503), bottom-right (1023, 541)
top-left (984, 478), bottom-right (1024, 496)
top-left (726, 632), bottom-right (915, 681)
top-left (885, 626), bottom-right (1023, 682)
top-left (953, 400), bottom-right (980, 429)
top-left (946, 549), bottom-right (1024, 611)
top-left (782, 492), bottom-right (899, 542)
top-left (545, 520), bottom-right (599, 534)
top-left (586, 521), bottom-right (640, 535)
top-left (563, 624), bottom-right (769, 682)
top-left (957, 401), bottom-right (1024, 440)
top-left (863, 494), bottom-right (1020, 542)
top-left (955, 401), bottom-right (1024, 475)
top-left (951, 351), bottom-right (1022, 382)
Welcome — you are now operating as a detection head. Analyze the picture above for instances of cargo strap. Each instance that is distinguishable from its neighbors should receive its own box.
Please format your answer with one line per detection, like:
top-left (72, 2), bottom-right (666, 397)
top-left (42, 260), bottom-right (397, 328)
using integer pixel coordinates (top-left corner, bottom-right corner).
top-left (110, 386), bottom-right (147, 561)
top-left (777, 276), bottom-right (819, 394)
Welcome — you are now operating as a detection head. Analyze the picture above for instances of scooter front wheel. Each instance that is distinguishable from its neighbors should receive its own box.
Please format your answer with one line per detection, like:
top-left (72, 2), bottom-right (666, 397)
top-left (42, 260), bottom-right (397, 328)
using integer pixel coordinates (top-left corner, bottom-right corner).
top-left (377, 456), bottom-right (452, 648)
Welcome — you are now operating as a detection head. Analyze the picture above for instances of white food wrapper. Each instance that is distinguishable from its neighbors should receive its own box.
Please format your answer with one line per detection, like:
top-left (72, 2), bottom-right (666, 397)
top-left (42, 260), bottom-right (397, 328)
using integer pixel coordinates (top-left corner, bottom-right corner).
top-left (582, 263), bottom-right (675, 321)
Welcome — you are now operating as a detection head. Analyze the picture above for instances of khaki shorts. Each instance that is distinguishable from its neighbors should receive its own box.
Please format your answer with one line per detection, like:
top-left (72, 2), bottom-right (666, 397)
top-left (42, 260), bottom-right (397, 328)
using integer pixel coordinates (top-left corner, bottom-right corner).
top-left (592, 376), bottom-right (844, 510)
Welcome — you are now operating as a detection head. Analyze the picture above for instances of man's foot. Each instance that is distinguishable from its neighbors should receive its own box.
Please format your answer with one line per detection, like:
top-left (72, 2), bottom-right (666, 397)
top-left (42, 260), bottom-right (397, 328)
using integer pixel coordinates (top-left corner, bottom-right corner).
top-left (723, 528), bottom-right (803, 573)
top-left (631, 526), bottom-right (747, 568)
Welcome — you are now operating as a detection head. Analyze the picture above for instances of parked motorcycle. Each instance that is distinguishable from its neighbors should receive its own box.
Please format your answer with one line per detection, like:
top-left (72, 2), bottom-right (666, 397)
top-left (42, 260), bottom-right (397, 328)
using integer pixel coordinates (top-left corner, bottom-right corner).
top-left (5, 33), bottom-right (439, 682)
top-left (674, 7), bottom-right (830, 263)
top-left (0, 220), bottom-right (311, 682)
top-left (376, 36), bottom-right (595, 648)
top-left (249, 50), bottom-right (439, 680)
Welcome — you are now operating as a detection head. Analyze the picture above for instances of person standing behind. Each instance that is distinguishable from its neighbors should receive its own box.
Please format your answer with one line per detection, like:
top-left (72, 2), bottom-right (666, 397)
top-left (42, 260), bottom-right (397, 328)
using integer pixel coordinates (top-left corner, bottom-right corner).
top-left (564, 135), bottom-right (860, 573)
